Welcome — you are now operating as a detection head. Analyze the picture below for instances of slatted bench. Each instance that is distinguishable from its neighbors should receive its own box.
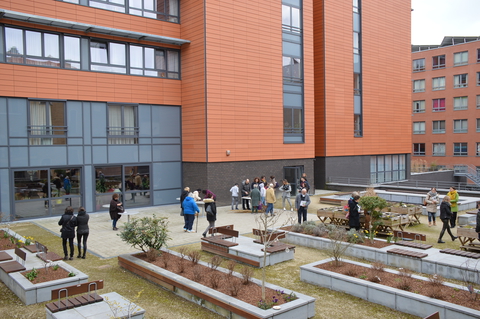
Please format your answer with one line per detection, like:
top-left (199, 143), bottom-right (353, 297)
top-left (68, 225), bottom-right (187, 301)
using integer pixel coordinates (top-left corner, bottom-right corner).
top-left (262, 242), bottom-right (296, 254)
top-left (393, 230), bottom-right (432, 249)
top-left (387, 248), bottom-right (428, 259)
top-left (0, 247), bottom-right (26, 273)
top-left (35, 242), bottom-right (63, 262)
top-left (252, 229), bottom-right (286, 244)
top-left (45, 280), bottom-right (104, 313)
top-left (440, 248), bottom-right (480, 259)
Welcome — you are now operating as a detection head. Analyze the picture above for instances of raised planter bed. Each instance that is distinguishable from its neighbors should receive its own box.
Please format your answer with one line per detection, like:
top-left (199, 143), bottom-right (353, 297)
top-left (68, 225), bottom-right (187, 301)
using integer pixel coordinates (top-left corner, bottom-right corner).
top-left (118, 250), bottom-right (315, 319)
top-left (300, 258), bottom-right (480, 319)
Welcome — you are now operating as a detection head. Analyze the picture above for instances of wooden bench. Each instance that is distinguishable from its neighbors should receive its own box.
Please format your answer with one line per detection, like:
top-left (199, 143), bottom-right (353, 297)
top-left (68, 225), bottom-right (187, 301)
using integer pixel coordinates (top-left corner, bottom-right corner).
top-left (0, 247), bottom-right (26, 273)
top-left (0, 251), bottom-right (13, 262)
top-left (440, 248), bottom-right (480, 259)
top-left (387, 248), bottom-right (428, 259)
top-left (393, 230), bottom-right (432, 249)
top-left (262, 242), bottom-right (296, 254)
top-left (35, 241), bottom-right (63, 262)
top-left (252, 229), bottom-right (286, 244)
top-left (45, 280), bottom-right (104, 313)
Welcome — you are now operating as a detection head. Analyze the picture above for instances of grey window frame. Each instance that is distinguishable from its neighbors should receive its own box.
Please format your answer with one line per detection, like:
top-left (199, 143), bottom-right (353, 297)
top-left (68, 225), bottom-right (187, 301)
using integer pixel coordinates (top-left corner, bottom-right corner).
top-left (477, 143), bottom-right (480, 156)
top-left (432, 143), bottom-right (445, 156)
top-left (413, 79), bottom-right (425, 92)
top-left (453, 142), bottom-right (468, 156)
top-left (413, 58), bottom-right (425, 72)
top-left (432, 76), bottom-right (445, 91)
top-left (453, 96), bottom-right (468, 110)
top-left (477, 119), bottom-right (480, 133)
top-left (413, 121), bottom-right (425, 134)
top-left (27, 99), bottom-right (68, 145)
top-left (453, 51), bottom-right (468, 66)
top-left (432, 120), bottom-right (445, 134)
top-left (413, 143), bottom-right (425, 156)
top-left (107, 104), bottom-right (139, 144)
top-left (453, 119), bottom-right (468, 133)
top-left (413, 100), bottom-right (425, 113)
top-left (454, 73), bottom-right (468, 88)
top-left (432, 55), bottom-right (445, 69)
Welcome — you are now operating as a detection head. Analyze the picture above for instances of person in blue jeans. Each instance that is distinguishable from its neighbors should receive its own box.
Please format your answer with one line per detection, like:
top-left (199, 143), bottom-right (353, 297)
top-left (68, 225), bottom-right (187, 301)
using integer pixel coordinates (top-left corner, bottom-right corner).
top-left (182, 194), bottom-right (200, 233)
top-left (265, 184), bottom-right (276, 216)
top-left (295, 188), bottom-right (311, 224)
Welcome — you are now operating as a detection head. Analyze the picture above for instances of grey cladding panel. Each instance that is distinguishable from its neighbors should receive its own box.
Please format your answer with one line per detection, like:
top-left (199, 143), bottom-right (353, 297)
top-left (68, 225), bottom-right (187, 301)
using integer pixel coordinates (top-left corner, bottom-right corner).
top-left (8, 98), bottom-right (27, 137)
top-left (91, 102), bottom-right (107, 137)
top-left (152, 106), bottom-right (180, 138)
top-left (67, 101), bottom-right (83, 137)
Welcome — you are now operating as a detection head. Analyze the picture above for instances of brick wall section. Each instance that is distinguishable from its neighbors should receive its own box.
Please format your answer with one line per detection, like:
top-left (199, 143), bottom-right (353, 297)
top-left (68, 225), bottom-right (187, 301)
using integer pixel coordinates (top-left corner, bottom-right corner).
top-left (183, 159), bottom-right (314, 206)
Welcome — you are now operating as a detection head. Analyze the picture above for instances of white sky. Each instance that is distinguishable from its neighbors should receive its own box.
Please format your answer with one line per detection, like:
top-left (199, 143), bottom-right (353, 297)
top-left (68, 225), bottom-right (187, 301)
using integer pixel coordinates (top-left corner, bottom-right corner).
top-left (411, 0), bottom-right (480, 45)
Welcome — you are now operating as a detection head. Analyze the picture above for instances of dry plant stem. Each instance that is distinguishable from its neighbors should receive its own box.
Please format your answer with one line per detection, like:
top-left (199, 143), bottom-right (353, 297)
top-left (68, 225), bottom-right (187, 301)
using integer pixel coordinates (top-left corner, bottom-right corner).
top-left (208, 255), bottom-right (222, 271)
top-left (327, 227), bottom-right (351, 267)
top-left (240, 266), bottom-right (253, 285)
top-left (188, 250), bottom-right (201, 265)
top-left (226, 260), bottom-right (237, 276)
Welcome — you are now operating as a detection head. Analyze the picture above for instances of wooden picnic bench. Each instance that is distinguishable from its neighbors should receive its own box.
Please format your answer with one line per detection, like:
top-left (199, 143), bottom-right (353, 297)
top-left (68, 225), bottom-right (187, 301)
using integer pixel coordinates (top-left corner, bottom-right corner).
top-left (0, 247), bottom-right (26, 273)
top-left (45, 280), bottom-right (104, 313)
top-left (457, 227), bottom-right (480, 252)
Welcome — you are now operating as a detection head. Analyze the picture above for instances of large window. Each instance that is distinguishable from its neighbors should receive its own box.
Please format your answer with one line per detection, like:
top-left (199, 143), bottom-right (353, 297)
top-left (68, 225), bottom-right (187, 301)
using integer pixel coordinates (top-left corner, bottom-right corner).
top-left (432, 120), bottom-right (445, 134)
top-left (90, 41), bottom-right (127, 74)
top-left (432, 77), bottom-right (445, 90)
top-left (432, 143), bottom-right (445, 156)
top-left (282, 57), bottom-right (302, 81)
top-left (454, 143), bottom-right (468, 156)
top-left (453, 119), bottom-right (468, 133)
top-left (477, 72), bottom-right (480, 86)
top-left (432, 55), bottom-right (445, 69)
top-left (413, 79), bottom-right (425, 92)
top-left (433, 98), bottom-right (445, 112)
top-left (413, 143), bottom-right (425, 156)
top-left (5, 28), bottom-right (60, 67)
top-left (129, 45), bottom-right (178, 78)
top-left (478, 95), bottom-right (480, 108)
top-left (63, 0), bottom-right (179, 22)
top-left (454, 51), bottom-right (468, 66)
top-left (453, 96), bottom-right (468, 110)
top-left (413, 122), bottom-right (425, 134)
top-left (108, 105), bottom-right (138, 144)
top-left (370, 155), bottom-right (406, 183)
top-left (28, 101), bottom-right (67, 145)
top-left (477, 143), bottom-right (480, 156)
top-left (478, 49), bottom-right (480, 63)
top-left (413, 100), bottom-right (425, 113)
top-left (477, 118), bottom-right (480, 132)
top-left (413, 58), bottom-right (425, 72)
top-left (454, 74), bottom-right (468, 88)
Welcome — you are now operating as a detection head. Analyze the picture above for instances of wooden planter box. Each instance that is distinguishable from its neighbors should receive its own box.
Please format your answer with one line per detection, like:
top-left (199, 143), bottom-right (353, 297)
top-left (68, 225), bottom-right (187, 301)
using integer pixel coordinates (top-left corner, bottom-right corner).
top-left (300, 259), bottom-right (480, 319)
top-left (118, 250), bottom-right (315, 319)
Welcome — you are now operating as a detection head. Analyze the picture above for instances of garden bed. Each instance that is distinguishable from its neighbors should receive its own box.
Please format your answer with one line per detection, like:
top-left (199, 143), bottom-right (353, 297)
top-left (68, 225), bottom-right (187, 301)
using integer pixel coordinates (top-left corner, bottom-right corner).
top-left (301, 258), bottom-right (480, 319)
top-left (21, 266), bottom-right (71, 284)
top-left (118, 249), bottom-right (315, 319)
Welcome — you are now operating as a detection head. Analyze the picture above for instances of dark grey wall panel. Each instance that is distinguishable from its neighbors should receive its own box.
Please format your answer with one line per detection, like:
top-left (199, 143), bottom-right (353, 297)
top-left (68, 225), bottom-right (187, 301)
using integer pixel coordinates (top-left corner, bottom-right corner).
top-left (92, 145), bottom-right (107, 164)
top-left (152, 106), bottom-right (180, 137)
top-left (8, 139), bottom-right (28, 146)
top-left (8, 98), bottom-right (27, 137)
top-left (138, 104), bottom-right (152, 137)
top-left (0, 169), bottom-right (10, 221)
top-left (9, 147), bottom-right (28, 167)
top-left (68, 146), bottom-right (83, 165)
top-left (68, 138), bottom-right (83, 145)
top-left (108, 145), bottom-right (139, 163)
top-left (152, 144), bottom-right (181, 162)
top-left (153, 162), bottom-right (182, 189)
top-left (0, 98), bottom-right (7, 145)
top-left (84, 146), bottom-right (92, 164)
top-left (30, 146), bottom-right (68, 166)
top-left (91, 102), bottom-right (106, 137)
top-left (67, 101), bottom-right (83, 137)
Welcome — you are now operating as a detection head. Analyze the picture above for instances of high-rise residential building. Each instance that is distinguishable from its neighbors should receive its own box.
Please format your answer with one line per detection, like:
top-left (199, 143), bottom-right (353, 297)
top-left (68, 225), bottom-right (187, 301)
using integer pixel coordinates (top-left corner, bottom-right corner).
top-left (411, 37), bottom-right (480, 171)
top-left (0, 0), bottom-right (411, 221)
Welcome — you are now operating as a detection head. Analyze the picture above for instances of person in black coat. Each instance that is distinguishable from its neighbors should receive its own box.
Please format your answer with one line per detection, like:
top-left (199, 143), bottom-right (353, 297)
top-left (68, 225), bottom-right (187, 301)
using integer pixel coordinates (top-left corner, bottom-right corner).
top-left (58, 206), bottom-right (77, 260)
top-left (475, 201), bottom-right (480, 240)
top-left (348, 194), bottom-right (361, 231)
top-left (438, 196), bottom-right (458, 243)
top-left (76, 207), bottom-right (89, 259)
top-left (109, 193), bottom-right (123, 231)
top-left (202, 200), bottom-right (217, 238)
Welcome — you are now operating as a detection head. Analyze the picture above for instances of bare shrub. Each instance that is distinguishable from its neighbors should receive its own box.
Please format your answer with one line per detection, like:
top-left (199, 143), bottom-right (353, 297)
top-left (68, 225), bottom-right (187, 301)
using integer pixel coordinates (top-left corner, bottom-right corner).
top-left (192, 265), bottom-right (202, 282)
top-left (396, 268), bottom-right (413, 291)
top-left (371, 262), bottom-right (385, 272)
top-left (226, 260), bottom-right (237, 276)
top-left (209, 272), bottom-right (220, 289)
top-left (326, 226), bottom-right (350, 267)
top-left (342, 265), bottom-right (358, 277)
top-left (146, 248), bottom-right (158, 262)
top-left (208, 255), bottom-right (223, 271)
top-left (159, 253), bottom-right (169, 268)
top-left (369, 275), bottom-right (382, 283)
top-left (226, 276), bottom-right (242, 296)
top-left (427, 274), bottom-right (445, 299)
top-left (312, 225), bottom-right (328, 237)
top-left (176, 258), bottom-right (185, 274)
top-left (178, 247), bottom-right (189, 259)
top-left (240, 266), bottom-right (254, 285)
top-left (188, 250), bottom-right (201, 265)
top-left (290, 224), bottom-right (303, 232)
top-left (398, 267), bottom-right (412, 278)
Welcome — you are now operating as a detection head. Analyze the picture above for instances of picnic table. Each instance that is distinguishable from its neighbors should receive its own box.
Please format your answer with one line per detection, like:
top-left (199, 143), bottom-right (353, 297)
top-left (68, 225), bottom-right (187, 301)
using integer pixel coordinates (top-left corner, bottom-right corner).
top-left (457, 227), bottom-right (480, 252)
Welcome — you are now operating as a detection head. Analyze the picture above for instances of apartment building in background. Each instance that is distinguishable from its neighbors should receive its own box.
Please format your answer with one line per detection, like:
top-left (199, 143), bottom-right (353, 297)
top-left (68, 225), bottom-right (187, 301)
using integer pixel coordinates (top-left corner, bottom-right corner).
top-left (0, 0), bottom-right (411, 221)
top-left (411, 37), bottom-right (480, 171)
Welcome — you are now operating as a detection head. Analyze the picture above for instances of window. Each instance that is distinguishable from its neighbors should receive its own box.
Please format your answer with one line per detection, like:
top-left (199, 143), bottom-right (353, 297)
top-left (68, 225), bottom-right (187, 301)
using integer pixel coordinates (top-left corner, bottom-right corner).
top-left (354, 114), bottom-right (362, 137)
top-left (282, 4), bottom-right (301, 33)
top-left (454, 143), bottom-right (468, 156)
top-left (64, 36), bottom-right (81, 69)
top-left (477, 95), bottom-right (480, 108)
top-left (453, 119), bottom-right (468, 133)
top-left (107, 105), bottom-right (138, 144)
top-left (353, 73), bottom-right (361, 95)
top-left (282, 57), bottom-right (302, 81)
top-left (28, 101), bottom-right (67, 145)
top-left (413, 143), bottom-right (425, 156)
top-left (433, 98), bottom-right (445, 112)
top-left (130, 46), bottom-right (179, 78)
top-left (477, 119), bottom-right (480, 132)
top-left (413, 100), bottom-right (425, 113)
top-left (477, 143), bottom-right (480, 156)
top-left (477, 72), bottom-right (480, 85)
top-left (370, 154), bottom-right (406, 183)
top-left (454, 74), bottom-right (468, 88)
top-left (454, 51), bottom-right (468, 66)
top-left (413, 79), bottom-right (425, 92)
top-left (432, 77), bottom-right (445, 90)
top-left (90, 41), bottom-right (126, 74)
top-left (413, 58), bottom-right (425, 71)
top-left (432, 120), bottom-right (445, 134)
top-left (453, 96), bottom-right (468, 110)
top-left (433, 143), bottom-right (445, 156)
top-left (5, 28), bottom-right (60, 67)
top-left (478, 49), bottom-right (480, 63)
top-left (432, 55), bottom-right (445, 69)
top-left (413, 122), bottom-right (425, 134)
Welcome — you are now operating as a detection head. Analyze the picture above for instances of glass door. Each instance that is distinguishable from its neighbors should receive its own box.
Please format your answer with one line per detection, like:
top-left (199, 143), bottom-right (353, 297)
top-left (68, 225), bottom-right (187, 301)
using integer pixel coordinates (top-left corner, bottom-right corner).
top-left (283, 166), bottom-right (303, 194)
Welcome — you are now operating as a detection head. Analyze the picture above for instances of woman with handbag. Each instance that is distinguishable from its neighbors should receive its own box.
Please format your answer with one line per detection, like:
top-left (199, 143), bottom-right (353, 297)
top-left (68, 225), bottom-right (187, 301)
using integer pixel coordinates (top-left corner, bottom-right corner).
top-left (348, 194), bottom-right (361, 231)
top-left (58, 206), bottom-right (77, 260)
top-left (109, 193), bottom-right (123, 231)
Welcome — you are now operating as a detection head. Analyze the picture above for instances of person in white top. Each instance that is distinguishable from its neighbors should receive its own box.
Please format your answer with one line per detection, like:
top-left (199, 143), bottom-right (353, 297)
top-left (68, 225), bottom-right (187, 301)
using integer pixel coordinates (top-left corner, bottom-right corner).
top-left (230, 183), bottom-right (239, 210)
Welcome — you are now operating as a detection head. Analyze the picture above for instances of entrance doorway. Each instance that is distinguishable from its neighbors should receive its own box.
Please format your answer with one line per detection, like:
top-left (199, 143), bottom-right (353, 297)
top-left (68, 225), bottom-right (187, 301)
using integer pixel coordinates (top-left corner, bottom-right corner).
top-left (283, 166), bottom-right (303, 194)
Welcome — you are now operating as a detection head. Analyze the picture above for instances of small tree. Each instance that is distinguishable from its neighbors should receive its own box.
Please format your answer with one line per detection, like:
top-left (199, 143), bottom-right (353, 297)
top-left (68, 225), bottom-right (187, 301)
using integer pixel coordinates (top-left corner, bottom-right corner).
top-left (326, 226), bottom-right (351, 267)
top-left (119, 215), bottom-right (170, 258)
top-left (359, 194), bottom-right (387, 234)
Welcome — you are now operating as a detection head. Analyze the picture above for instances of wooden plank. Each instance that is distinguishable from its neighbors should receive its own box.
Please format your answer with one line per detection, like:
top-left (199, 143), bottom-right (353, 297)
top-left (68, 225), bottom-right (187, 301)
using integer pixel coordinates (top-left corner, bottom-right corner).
top-left (0, 261), bottom-right (26, 273)
top-left (0, 251), bottom-right (13, 261)
top-left (208, 225), bottom-right (234, 235)
top-left (50, 280), bottom-right (104, 301)
top-left (201, 242), bottom-right (229, 253)
top-left (201, 237), bottom-right (239, 247)
top-left (423, 311), bottom-right (440, 319)
top-left (14, 247), bottom-right (26, 261)
top-left (393, 230), bottom-right (426, 241)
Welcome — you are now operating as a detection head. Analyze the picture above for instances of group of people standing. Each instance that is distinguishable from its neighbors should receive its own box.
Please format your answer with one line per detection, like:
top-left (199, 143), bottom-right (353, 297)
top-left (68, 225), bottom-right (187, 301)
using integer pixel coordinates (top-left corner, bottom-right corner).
top-left (425, 187), bottom-right (459, 243)
top-left (179, 187), bottom-right (217, 236)
top-left (58, 206), bottom-right (89, 260)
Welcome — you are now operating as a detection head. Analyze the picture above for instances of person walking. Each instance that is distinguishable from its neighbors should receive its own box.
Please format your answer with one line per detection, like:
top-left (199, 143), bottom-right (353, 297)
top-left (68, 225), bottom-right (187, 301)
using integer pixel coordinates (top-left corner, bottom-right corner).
top-left (241, 179), bottom-right (251, 210)
top-left (280, 179), bottom-right (293, 211)
top-left (202, 200), bottom-right (217, 237)
top-left (437, 196), bottom-right (458, 243)
top-left (109, 193), bottom-right (123, 231)
top-left (183, 193), bottom-right (200, 233)
top-left (425, 187), bottom-right (439, 227)
top-left (447, 186), bottom-right (459, 228)
top-left (250, 185), bottom-right (261, 214)
top-left (58, 206), bottom-right (77, 260)
top-left (63, 176), bottom-right (71, 195)
top-left (265, 184), bottom-right (276, 216)
top-left (295, 188), bottom-right (311, 224)
top-left (348, 193), bottom-right (361, 231)
top-left (76, 206), bottom-right (89, 259)
top-left (230, 183), bottom-right (239, 210)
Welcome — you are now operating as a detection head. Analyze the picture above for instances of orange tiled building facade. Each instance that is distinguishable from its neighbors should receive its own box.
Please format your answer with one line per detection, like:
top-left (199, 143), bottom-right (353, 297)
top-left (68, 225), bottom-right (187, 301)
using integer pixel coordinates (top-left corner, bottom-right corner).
top-left (0, 0), bottom-right (411, 219)
top-left (411, 37), bottom-right (480, 170)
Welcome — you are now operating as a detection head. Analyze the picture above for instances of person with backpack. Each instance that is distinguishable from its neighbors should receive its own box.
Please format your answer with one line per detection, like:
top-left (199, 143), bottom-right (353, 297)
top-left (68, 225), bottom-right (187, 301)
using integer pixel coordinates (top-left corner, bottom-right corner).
top-left (202, 200), bottom-right (217, 238)
top-left (58, 206), bottom-right (77, 260)
top-left (425, 187), bottom-right (439, 227)
top-left (76, 206), bottom-right (89, 259)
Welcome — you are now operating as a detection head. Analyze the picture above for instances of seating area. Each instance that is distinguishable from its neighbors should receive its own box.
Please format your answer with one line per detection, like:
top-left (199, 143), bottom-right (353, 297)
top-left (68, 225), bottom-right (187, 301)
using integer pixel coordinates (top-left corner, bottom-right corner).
top-left (46, 280), bottom-right (104, 313)
top-left (393, 230), bottom-right (433, 250)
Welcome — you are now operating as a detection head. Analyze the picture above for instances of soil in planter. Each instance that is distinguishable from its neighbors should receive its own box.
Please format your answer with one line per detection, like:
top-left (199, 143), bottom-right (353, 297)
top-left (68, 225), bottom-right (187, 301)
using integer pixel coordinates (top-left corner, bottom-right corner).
top-left (317, 261), bottom-right (480, 311)
top-left (21, 267), bottom-right (71, 284)
top-left (0, 231), bottom-right (18, 250)
top-left (135, 252), bottom-right (294, 309)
